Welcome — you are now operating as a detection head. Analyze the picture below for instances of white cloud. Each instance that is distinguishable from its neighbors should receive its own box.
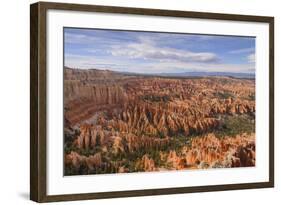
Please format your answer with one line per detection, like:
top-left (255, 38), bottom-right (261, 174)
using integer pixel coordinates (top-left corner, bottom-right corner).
top-left (65, 54), bottom-right (132, 71)
top-left (143, 61), bottom-right (254, 74)
top-left (64, 30), bottom-right (254, 74)
top-left (110, 38), bottom-right (219, 63)
top-left (65, 54), bottom-right (254, 74)
top-left (247, 53), bottom-right (255, 63)
top-left (64, 33), bottom-right (96, 44)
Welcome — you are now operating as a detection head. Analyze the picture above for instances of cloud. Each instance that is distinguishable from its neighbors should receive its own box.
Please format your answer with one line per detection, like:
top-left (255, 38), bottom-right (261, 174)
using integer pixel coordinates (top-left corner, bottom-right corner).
top-left (64, 31), bottom-right (134, 47)
top-left (247, 53), bottom-right (255, 63)
top-left (143, 61), bottom-right (255, 74)
top-left (64, 28), bottom-right (255, 74)
top-left (64, 33), bottom-right (98, 44)
top-left (65, 54), bottom-right (132, 71)
top-left (110, 38), bottom-right (219, 63)
top-left (229, 47), bottom-right (255, 54)
top-left (65, 54), bottom-right (254, 74)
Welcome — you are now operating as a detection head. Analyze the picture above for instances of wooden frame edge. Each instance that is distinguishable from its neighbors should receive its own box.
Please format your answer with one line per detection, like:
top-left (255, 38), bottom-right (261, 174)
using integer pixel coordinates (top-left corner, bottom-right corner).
top-left (30, 2), bottom-right (39, 202)
top-left (30, 2), bottom-right (48, 202)
top-left (39, 182), bottom-right (273, 203)
top-left (37, 1), bottom-right (274, 22)
top-left (30, 1), bottom-right (274, 202)
top-left (269, 17), bottom-right (274, 188)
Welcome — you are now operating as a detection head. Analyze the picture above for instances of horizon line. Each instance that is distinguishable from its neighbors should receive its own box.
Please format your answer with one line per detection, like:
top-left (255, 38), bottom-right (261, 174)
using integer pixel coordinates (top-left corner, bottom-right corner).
top-left (64, 66), bottom-right (255, 75)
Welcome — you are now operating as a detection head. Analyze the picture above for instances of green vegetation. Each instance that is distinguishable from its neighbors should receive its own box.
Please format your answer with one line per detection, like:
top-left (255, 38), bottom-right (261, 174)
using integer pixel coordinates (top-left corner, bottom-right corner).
top-left (248, 93), bottom-right (255, 101)
top-left (215, 114), bottom-right (255, 137)
top-left (215, 91), bottom-right (234, 99)
top-left (141, 95), bottom-right (171, 102)
top-left (169, 135), bottom-right (189, 154)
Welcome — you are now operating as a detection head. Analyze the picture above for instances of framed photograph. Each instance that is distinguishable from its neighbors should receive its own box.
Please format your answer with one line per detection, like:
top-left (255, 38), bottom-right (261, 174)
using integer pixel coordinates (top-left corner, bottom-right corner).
top-left (30, 1), bottom-right (274, 202)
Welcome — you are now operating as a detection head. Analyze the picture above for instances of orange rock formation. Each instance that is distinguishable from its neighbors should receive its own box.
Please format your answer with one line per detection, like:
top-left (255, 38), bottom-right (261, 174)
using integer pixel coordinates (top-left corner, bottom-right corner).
top-left (64, 68), bottom-right (256, 175)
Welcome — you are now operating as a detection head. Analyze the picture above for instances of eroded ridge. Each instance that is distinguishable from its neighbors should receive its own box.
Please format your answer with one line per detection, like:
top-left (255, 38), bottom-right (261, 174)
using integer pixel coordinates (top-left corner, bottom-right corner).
top-left (64, 67), bottom-right (255, 175)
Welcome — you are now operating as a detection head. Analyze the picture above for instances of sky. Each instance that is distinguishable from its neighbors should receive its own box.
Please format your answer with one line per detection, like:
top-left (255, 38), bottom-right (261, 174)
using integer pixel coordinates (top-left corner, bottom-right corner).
top-left (64, 28), bottom-right (255, 74)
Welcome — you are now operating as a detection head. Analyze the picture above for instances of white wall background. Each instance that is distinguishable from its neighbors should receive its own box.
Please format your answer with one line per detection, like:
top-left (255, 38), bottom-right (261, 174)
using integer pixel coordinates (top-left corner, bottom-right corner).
top-left (0, 0), bottom-right (279, 204)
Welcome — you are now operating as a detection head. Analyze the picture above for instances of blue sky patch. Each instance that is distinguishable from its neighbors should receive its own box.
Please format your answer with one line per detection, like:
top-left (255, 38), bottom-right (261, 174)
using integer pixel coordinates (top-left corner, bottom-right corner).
top-left (64, 28), bottom-right (255, 74)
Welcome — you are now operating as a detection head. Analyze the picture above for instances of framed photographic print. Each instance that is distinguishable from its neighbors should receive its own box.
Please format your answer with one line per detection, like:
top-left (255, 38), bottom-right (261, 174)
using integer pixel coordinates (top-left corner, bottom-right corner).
top-left (30, 1), bottom-right (274, 202)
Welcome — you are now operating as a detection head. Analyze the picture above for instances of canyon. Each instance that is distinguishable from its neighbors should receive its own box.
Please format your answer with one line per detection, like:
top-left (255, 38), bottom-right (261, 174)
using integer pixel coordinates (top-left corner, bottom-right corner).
top-left (64, 67), bottom-right (255, 175)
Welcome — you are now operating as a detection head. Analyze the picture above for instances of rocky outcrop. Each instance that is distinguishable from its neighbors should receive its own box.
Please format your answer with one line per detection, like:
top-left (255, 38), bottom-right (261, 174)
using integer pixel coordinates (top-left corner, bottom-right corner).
top-left (135, 155), bottom-right (156, 172)
top-left (65, 151), bottom-right (106, 173)
top-left (167, 150), bottom-right (188, 170)
top-left (165, 133), bottom-right (256, 169)
top-left (65, 83), bottom-right (127, 105)
top-left (85, 153), bottom-right (102, 170)
top-left (64, 68), bottom-right (255, 128)
top-left (74, 125), bottom-right (106, 149)
top-left (65, 133), bottom-right (255, 173)
top-left (109, 103), bottom-right (221, 137)
top-left (64, 68), bottom-right (256, 175)
top-left (112, 136), bottom-right (124, 154)
top-left (64, 67), bottom-right (129, 125)
top-left (232, 142), bottom-right (255, 167)
top-left (65, 151), bottom-right (86, 169)
top-left (73, 124), bottom-right (170, 154)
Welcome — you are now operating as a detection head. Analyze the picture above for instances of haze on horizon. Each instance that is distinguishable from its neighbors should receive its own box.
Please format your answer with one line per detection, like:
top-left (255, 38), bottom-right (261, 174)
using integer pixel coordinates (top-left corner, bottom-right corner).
top-left (64, 28), bottom-right (255, 74)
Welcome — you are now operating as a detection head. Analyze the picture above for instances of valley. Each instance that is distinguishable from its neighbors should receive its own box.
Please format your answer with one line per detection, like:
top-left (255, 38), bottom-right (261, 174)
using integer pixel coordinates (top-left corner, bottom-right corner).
top-left (64, 67), bottom-right (256, 175)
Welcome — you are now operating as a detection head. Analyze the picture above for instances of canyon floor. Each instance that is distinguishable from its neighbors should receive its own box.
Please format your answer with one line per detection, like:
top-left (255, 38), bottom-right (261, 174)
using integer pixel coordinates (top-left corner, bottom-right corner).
top-left (63, 67), bottom-right (256, 175)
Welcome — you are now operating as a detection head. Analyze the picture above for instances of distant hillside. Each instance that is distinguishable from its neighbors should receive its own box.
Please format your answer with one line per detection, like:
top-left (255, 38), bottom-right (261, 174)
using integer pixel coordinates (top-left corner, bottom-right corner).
top-left (122, 71), bottom-right (255, 79)
top-left (65, 67), bottom-right (255, 79)
top-left (159, 71), bottom-right (255, 79)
